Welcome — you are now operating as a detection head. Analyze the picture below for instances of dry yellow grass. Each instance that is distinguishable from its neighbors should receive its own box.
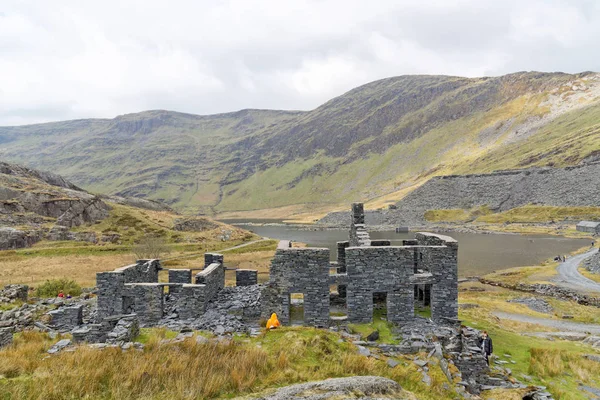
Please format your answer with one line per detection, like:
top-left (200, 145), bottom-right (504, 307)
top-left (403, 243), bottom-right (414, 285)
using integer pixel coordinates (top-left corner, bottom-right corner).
top-left (163, 250), bottom-right (276, 285)
top-left (459, 282), bottom-right (600, 325)
top-left (0, 329), bottom-right (453, 400)
top-left (579, 267), bottom-right (600, 284)
top-left (0, 253), bottom-right (134, 288)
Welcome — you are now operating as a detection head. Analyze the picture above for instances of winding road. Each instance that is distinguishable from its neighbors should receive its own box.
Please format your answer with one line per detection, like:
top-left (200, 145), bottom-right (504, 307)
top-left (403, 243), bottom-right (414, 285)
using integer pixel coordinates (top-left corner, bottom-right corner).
top-left (554, 248), bottom-right (600, 294)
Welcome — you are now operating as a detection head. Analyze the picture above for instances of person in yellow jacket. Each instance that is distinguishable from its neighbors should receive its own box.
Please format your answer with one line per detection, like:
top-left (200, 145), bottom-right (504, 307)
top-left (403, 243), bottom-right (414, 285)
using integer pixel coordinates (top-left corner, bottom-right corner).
top-left (266, 313), bottom-right (280, 330)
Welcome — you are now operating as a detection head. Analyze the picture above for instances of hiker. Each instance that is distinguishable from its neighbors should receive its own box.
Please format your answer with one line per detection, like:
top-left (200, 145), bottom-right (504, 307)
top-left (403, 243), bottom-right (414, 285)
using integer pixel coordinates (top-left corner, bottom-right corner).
top-left (479, 331), bottom-right (493, 365)
top-left (66, 294), bottom-right (72, 299)
top-left (266, 313), bottom-right (280, 330)
top-left (57, 291), bottom-right (64, 298)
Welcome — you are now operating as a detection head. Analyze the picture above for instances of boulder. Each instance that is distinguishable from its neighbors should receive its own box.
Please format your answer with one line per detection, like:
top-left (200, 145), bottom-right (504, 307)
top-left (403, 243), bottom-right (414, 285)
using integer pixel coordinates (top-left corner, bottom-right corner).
top-left (248, 376), bottom-right (403, 399)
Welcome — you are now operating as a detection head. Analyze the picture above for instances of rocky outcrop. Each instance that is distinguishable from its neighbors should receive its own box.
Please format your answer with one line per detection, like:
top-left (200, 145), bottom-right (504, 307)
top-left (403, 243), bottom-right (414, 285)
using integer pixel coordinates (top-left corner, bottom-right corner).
top-left (1, 163), bottom-right (111, 228)
top-left (173, 217), bottom-right (218, 232)
top-left (249, 376), bottom-right (404, 400)
top-left (0, 227), bottom-right (43, 250)
top-left (0, 161), bottom-right (80, 191)
top-left (105, 195), bottom-right (173, 212)
top-left (582, 251), bottom-right (600, 274)
top-left (0, 161), bottom-right (112, 248)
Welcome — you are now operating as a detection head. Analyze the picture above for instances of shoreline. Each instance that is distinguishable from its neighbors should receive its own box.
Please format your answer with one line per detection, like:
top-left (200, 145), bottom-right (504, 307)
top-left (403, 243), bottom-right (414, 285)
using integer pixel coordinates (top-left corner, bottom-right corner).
top-left (223, 220), bottom-right (592, 238)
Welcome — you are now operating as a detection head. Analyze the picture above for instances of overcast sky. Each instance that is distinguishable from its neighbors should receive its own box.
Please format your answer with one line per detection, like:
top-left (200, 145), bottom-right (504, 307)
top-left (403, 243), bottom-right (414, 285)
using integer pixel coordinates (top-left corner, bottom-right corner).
top-left (1, 0), bottom-right (600, 126)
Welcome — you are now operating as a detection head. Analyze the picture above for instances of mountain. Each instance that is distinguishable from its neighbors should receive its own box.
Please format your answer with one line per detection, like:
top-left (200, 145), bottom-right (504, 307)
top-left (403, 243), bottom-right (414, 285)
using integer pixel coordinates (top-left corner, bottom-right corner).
top-left (1, 71), bottom-right (600, 216)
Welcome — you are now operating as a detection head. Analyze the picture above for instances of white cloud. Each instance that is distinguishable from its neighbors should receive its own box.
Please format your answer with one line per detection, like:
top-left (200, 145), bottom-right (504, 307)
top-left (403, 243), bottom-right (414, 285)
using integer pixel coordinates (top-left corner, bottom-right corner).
top-left (1, 0), bottom-right (599, 125)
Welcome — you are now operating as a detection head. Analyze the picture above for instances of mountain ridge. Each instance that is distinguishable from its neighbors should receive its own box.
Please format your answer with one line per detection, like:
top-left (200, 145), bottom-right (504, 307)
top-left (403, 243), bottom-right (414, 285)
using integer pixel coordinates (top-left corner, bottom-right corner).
top-left (1, 71), bottom-right (600, 216)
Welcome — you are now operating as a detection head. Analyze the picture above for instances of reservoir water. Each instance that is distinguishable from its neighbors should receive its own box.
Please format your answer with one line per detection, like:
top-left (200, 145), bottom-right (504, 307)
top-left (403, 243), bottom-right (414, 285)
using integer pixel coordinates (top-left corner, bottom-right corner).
top-left (223, 222), bottom-right (589, 277)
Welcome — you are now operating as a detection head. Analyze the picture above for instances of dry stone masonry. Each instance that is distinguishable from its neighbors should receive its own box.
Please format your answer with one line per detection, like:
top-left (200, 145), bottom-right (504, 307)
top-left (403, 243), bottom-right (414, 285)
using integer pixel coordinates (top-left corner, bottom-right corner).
top-left (263, 203), bottom-right (459, 327)
top-left (236, 269), bottom-right (258, 286)
top-left (93, 203), bottom-right (457, 333)
top-left (95, 253), bottom-right (245, 327)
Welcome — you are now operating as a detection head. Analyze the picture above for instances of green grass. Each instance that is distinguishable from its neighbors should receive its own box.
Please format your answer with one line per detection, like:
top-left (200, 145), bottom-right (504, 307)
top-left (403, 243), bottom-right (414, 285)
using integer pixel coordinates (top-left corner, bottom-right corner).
top-left (0, 300), bottom-right (23, 311)
top-left (221, 240), bottom-right (278, 254)
top-left (461, 314), bottom-right (598, 400)
top-left (348, 308), bottom-right (400, 344)
top-left (415, 306), bottom-right (431, 319)
top-left (477, 205), bottom-right (600, 224)
top-left (0, 327), bottom-right (455, 399)
top-left (134, 328), bottom-right (179, 344)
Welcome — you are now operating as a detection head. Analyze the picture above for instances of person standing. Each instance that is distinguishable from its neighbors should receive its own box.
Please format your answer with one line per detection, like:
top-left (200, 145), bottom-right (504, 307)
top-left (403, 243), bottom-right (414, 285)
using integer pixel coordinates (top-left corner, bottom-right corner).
top-left (479, 331), bottom-right (493, 365)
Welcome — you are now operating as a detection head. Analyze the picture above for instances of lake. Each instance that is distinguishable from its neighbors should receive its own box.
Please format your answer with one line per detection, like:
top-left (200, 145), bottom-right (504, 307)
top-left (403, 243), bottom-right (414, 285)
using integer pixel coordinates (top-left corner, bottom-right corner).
top-left (223, 223), bottom-right (589, 277)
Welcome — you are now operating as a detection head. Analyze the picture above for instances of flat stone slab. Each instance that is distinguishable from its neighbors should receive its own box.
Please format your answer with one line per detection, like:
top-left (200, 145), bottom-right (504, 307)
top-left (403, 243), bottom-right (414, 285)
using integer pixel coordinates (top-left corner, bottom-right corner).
top-left (246, 376), bottom-right (403, 399)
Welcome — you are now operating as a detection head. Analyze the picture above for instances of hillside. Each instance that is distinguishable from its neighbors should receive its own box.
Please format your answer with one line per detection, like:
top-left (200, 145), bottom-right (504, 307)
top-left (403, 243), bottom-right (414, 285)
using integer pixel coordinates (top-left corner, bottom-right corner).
top-left (1, 71), bottom-right (600, 216)
top-left (0, 161), bottom-right (251, 253)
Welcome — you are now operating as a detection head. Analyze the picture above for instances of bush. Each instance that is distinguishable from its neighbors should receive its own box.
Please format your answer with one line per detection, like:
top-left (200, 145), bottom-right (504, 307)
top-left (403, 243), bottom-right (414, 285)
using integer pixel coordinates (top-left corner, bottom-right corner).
top-left (132, 235), bottom-right (171, 260)
top-left (35, 279), bottom-right (82, 298)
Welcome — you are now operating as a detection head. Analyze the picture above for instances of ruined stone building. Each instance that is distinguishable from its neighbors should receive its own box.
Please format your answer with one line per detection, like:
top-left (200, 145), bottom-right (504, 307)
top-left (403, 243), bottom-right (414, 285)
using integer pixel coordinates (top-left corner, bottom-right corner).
top-left (263, 203), bottom-right (459, 326)
top-left (94, 203), bottom-right (457, 330)
top-left (96, 253), bottom-right (230, 325)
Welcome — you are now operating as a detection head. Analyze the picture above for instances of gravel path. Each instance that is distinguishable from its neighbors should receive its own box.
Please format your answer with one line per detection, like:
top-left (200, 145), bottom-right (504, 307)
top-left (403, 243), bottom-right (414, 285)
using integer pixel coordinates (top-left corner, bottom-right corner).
top-left (494, 311), bottom-right (600, 334)
top-left (554, 249), bottom-right (600, 294)
top-left (163, 238), bottom-right (271, 262)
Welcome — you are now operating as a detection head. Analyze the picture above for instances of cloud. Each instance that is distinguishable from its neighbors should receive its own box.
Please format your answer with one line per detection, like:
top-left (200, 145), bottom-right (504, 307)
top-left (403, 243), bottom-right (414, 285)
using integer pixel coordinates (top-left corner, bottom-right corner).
top-left (1, 0), bottom-right (600, 125)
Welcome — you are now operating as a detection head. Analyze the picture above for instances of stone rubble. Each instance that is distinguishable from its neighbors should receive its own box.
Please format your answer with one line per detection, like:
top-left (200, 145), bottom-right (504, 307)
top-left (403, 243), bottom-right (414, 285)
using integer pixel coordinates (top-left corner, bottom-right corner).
top-left (0, 284), bottom-right (29, 303)
top-left (0, 327), bottom-right (13, 348)
top-left (507, 296), bottom-right (554, 314)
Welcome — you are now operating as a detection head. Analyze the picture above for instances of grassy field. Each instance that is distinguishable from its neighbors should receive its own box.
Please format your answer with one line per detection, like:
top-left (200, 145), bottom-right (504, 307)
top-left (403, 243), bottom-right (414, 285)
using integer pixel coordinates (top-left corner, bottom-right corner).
top-left (459, 287), bottom-right (600, 400)
top-left (476, 205), bottom-right (600, 224)
top-left (0, 328), bottom-right (451, 400)
top-left (0, 203), bottom-right (260, 288)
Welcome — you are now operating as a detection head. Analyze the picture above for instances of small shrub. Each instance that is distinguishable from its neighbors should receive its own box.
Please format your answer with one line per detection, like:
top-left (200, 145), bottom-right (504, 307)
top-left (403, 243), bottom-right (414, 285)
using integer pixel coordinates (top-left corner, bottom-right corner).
top-left (35, 279), bottom-right (82, 298)
top-left (132, 235), bottom-right (171, 260)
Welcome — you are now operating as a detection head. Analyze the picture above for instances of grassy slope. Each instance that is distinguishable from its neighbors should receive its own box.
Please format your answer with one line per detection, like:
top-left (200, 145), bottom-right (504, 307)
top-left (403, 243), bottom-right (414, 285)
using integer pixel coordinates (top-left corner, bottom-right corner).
top-left (0, 202), bottom-right (258, 287)
top-left (1, 72), bottom-right (599, 216)
top-left (0, 328), bottom-right (450, 399)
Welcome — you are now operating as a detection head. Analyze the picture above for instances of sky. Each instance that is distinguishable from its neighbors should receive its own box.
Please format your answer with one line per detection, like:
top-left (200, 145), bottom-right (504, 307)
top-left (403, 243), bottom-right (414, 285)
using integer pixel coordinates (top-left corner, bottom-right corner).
top-left (1, 0), bottom-right (600, 126)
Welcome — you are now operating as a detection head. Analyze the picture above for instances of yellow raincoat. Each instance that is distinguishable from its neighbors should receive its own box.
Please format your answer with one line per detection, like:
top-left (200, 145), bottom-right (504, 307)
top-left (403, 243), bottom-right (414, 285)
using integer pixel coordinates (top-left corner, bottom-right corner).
top-left (266, 313), bottom-right (281, 329)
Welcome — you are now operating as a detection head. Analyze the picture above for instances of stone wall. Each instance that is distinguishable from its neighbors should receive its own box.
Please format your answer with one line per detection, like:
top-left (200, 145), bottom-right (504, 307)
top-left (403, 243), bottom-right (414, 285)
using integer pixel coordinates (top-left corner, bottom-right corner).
top-left (97, 253), bottom-right (225, 325)
top-left (336, 241), bottom-right (350, 298)
top-left (195, 254), bottom-right (225, 302)
top-left (264, 247), bottom-right (330, 326)
top-left (0, 284), bottom-right (28, 303)
top-left (47, 305), bottom-right (83, 332)
top-left (126, 284), bottom-right (164, 325)
top-left (349, 203), bottom-right (371, 247)
top-left (168, 269), bottom-right (191, 296)
top-left (345, 246), bottom-right (414, 323)
top-left (344, 231), bottom-right (457, 324)
top-left (72, 314), bottom-right (138, 344)
top-left (265, 203), bottom-right (459, 328)
top-left (236, 269), bottom-right (258, 286)
top-left (177, 284), bottom-right (206, 319)
top-left (0, 328), bottom-right (12, 348)
top-left (96, 259), bottom-right (161, 320)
